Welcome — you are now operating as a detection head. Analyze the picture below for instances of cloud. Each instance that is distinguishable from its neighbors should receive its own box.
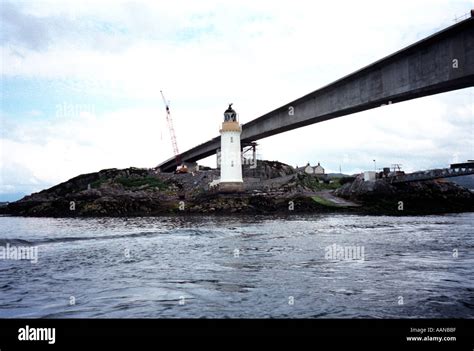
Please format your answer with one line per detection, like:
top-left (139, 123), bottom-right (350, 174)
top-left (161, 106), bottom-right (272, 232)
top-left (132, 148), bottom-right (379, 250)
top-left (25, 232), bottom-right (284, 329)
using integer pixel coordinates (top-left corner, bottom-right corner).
top-left (0, 2), bottom-right (52, 51)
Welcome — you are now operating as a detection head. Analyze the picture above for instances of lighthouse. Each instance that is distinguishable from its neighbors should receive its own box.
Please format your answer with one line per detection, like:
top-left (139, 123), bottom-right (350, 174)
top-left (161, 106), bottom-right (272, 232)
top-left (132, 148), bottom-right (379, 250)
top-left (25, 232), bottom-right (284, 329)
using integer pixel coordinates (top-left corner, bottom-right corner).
top-left (219, 104), bottom-right (243, 192)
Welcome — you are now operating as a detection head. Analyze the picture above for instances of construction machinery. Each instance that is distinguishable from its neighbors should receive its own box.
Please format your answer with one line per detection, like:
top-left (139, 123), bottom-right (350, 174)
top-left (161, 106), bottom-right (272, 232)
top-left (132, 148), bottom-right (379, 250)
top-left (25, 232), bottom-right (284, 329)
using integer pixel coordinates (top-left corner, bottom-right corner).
top-left (160, 91), bottom-right (188, 173)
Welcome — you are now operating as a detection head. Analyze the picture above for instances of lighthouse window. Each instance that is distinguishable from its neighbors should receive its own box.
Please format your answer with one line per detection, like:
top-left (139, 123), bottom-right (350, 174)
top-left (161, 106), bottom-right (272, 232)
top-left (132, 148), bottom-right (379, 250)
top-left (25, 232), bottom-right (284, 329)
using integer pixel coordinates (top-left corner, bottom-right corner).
top-left (230, 137), bottom-right (233, 143)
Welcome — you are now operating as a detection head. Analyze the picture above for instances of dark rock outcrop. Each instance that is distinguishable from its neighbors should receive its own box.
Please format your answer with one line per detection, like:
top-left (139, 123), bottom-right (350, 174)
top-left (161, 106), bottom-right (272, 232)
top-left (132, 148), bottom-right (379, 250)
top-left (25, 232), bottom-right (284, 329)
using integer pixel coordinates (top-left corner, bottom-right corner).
top-left (243, 160), bottom-right (295, 179)
top-left (1, 163), bottom-right (473, 217)
top-left (335, 176), bottom-right (474, 214)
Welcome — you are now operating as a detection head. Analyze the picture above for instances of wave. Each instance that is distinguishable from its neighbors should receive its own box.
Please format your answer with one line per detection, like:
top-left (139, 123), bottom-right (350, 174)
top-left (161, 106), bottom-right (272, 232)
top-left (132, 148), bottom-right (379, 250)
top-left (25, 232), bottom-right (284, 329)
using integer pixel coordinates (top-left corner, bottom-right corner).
top-left (0, 238), bottom-right (34, 246)
top-left (0, 228), bottom-right (217, 246)
top-left (0, 231), bottom-right (162, 246)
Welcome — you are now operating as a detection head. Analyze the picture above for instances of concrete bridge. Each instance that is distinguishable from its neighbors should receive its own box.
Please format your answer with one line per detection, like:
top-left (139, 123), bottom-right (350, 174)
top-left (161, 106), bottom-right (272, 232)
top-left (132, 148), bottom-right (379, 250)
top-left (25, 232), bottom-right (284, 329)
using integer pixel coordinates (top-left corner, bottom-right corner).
top-left (158, 16), bottom-right (474, 172)
top-left (389, 166), bottom-right (474, 184)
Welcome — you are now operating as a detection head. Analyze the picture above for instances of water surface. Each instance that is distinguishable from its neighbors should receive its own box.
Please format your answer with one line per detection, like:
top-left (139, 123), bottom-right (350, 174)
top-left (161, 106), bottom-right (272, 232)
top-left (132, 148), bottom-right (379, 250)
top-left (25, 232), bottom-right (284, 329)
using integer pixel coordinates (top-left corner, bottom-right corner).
top-left (0, 214), bottom-right (472, 318)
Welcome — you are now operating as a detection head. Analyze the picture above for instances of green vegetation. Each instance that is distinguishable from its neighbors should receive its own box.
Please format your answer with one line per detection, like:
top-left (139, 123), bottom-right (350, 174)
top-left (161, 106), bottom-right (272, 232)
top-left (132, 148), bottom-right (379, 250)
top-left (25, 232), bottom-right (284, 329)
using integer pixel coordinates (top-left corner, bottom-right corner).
top-left (115, 176), bottom-right (168, 190)
top-left (299, 175), bottom-right (341, 191)
top-left (90, 178), bottom-right (106, 189)
top-left (311, 195), bottom-right (337, 207)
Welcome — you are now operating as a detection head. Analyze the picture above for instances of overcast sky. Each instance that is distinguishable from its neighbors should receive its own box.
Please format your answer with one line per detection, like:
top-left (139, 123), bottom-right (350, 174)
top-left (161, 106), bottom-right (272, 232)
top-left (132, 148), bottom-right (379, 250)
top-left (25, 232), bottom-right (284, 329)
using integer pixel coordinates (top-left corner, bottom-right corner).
top-left (1, 0), bottom-right (473, 201)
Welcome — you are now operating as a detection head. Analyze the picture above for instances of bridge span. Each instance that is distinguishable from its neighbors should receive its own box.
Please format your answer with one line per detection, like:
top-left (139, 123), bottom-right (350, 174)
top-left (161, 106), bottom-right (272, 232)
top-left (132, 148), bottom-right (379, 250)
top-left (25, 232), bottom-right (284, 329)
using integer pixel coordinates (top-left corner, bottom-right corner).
top-left (158, 17), bottom-right (474, 172)
top-left (389, 166), bottom-right (474, 184)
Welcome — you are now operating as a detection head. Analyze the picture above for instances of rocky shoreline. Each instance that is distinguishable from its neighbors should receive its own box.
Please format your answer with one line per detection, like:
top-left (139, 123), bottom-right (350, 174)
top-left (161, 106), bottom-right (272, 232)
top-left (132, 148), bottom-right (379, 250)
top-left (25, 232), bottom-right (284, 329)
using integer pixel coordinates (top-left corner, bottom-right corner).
top-left (1, 162), bottom-right (473, 217)
top-left (335, 176), bottom-right (474, 215)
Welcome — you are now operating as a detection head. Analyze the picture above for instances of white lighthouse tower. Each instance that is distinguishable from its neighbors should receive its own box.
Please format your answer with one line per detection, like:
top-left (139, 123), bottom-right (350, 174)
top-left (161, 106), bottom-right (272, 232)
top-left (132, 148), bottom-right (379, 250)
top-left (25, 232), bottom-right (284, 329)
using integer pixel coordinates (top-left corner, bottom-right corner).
top-left (219, 104), bottom-right (243, 192)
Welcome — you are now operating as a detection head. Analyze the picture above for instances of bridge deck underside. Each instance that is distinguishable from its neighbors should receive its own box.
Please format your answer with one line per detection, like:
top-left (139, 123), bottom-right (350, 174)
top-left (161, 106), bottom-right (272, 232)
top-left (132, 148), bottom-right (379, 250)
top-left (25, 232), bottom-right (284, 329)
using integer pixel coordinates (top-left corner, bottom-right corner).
top-left (158, 18), bottom-right (474, 172)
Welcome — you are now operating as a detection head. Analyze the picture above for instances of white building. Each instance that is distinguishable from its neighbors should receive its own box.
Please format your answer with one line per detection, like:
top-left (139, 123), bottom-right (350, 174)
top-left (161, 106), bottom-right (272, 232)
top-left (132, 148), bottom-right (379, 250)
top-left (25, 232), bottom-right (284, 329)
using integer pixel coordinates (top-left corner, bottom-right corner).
top-left (219, 104), bottom-right (243, 192)
top-left (314, 162), bottom-right (325, 175)
top-left (364, 171), bottom-right (377, 181)
top-left (304, 164), bottom-right (314, 174)
top-left (298, 162), bottom-right (325, 175)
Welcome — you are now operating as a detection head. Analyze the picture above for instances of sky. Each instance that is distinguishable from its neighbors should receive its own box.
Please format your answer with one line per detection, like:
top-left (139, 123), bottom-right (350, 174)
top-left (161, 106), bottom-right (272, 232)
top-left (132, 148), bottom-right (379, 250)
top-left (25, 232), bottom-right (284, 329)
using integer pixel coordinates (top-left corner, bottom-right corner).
top-left (1, 0), bottom-right (473, 201)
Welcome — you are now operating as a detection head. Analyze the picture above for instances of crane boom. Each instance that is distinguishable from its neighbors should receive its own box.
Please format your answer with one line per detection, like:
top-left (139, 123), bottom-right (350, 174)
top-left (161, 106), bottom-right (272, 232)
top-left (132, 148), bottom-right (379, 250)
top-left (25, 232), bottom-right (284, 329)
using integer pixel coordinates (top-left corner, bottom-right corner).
top-left (160, 91), bottom-right (186, 172)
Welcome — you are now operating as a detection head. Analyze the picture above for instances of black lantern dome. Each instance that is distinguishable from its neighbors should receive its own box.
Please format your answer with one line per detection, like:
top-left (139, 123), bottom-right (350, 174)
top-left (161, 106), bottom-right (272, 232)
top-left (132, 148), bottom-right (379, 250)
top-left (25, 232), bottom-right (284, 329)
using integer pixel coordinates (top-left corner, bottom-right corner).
top-left (224, 103), bottom-right (237, 122)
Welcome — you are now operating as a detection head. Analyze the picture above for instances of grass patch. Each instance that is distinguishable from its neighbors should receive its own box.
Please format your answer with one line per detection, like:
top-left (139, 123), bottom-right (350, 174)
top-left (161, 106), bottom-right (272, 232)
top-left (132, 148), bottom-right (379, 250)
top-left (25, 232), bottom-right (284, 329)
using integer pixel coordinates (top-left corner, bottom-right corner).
top-left (115, 176), bottom-right (168, 190)
top-left (90, 179), bottom-right (106, 189)
top-left (298, 175), bottom-right (341, 191)
top-left (311, 195), bottom-right (337, 207)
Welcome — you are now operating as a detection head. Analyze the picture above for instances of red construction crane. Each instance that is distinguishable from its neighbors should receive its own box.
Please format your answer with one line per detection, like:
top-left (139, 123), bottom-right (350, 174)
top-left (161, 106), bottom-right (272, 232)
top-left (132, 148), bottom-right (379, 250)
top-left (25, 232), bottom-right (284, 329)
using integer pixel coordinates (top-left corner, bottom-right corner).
top-left (160, 90), bottom-right (187, 173)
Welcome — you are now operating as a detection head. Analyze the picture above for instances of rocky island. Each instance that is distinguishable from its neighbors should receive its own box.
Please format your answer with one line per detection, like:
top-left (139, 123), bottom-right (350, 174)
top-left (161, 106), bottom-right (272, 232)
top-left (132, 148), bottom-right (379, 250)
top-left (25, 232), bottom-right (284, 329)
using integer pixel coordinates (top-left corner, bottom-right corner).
top-left (1, 160), bottom-right (473, 217)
